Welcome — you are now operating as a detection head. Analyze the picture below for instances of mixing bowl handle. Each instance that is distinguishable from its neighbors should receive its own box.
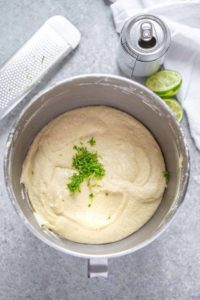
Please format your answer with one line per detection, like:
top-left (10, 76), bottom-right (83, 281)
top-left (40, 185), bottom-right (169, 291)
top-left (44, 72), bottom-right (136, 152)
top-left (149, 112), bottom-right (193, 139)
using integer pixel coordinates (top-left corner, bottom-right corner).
top-left (88, 258), bottom-right (108, 278)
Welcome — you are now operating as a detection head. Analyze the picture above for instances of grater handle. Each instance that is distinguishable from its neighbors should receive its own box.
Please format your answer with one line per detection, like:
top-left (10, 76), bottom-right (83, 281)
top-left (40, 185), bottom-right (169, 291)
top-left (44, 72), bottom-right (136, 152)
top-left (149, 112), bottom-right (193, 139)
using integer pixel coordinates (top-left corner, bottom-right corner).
top-left (0, 16), bottom-right (81, 120)
top-left (88, 258), bottom-right (108, 278)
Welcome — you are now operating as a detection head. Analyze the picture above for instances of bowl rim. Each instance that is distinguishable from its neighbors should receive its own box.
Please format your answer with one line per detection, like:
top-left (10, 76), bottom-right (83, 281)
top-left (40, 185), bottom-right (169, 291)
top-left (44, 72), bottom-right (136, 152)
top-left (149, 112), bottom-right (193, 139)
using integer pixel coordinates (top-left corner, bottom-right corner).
top-left (4, 73), bottom-right (190, 258)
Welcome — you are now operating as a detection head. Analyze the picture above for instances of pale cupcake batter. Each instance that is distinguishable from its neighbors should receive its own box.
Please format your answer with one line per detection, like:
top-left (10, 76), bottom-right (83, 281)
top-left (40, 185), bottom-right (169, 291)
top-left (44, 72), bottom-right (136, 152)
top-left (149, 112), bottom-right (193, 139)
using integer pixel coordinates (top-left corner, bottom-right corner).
top-left (21, 106), bottom-right (166, 244)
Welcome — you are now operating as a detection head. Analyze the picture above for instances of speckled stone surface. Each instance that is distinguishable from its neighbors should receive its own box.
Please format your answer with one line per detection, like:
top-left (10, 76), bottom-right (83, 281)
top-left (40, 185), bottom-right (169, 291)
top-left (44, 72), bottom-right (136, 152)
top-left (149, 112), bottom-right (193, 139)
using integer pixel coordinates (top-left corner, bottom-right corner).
top-left (0, 1), bottom-right (200, 299)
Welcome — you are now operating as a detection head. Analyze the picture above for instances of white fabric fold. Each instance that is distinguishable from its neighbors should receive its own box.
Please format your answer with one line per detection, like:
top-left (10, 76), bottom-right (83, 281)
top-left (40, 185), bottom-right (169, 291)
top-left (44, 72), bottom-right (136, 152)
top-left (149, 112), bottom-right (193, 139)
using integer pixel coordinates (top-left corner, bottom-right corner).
top-left (111, 0), bottom-right (200, 150)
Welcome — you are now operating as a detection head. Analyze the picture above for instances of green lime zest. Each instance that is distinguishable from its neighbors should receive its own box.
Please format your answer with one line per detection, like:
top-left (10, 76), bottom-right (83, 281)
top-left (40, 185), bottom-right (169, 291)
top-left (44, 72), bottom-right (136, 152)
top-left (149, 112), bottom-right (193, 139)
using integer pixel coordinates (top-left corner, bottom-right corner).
top-left (88, 193), bottom-right (94, 207)
top-left (91, 183), bottom-right (102, 188)
top-left (67, 173), bottom-right (84, 192)
top-left (163, 170), bottom-right (170, 183)
top-left (67, 145), bottom-right (105, 193)
top-left (88, 137), bottom-right (96, 146)
top-left (41, 55), bottom-right (45, 64)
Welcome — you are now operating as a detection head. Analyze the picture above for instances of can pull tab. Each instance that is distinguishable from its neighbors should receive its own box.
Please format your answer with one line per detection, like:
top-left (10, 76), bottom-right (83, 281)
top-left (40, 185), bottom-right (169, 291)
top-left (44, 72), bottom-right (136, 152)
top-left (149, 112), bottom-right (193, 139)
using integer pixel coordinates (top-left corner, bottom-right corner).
top-left (139, 22), bottom-right (156, 48)
top-left (140, 22), bottom-right (153, 41)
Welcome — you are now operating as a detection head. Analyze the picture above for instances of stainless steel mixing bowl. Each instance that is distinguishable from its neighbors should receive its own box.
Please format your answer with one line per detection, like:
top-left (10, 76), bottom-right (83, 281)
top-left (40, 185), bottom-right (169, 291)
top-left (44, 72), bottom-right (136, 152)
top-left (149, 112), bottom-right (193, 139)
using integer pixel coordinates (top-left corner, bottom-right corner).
top-left (4, 74), bottom-right (189, 277)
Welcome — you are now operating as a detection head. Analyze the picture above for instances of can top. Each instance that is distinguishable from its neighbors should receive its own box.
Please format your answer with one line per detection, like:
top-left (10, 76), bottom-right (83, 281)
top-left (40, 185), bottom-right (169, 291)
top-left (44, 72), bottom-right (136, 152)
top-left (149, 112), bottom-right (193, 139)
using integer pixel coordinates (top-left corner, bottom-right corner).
top-left (121, 14), bottom-right (171, 62)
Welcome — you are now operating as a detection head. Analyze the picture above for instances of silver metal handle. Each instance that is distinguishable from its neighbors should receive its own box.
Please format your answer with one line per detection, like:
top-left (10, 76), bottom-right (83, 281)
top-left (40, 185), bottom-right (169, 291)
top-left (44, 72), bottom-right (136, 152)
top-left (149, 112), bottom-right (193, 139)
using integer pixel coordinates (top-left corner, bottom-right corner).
top-left (88, 258), bottom-right (108, 278)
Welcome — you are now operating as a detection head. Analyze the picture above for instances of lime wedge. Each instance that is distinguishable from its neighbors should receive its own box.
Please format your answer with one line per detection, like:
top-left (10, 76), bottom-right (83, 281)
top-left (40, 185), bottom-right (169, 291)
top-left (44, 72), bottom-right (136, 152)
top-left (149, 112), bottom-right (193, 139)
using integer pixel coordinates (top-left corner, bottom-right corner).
top-left (146, 70), bottom-right (182, 98)
top-left (163, 98), bottom-right (183, 122)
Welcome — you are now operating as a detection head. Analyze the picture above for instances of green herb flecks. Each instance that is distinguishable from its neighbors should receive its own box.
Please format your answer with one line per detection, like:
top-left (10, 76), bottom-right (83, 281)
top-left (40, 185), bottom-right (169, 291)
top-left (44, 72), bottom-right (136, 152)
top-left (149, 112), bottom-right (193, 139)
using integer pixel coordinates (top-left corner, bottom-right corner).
top-left (88, 137), bottom-right (96, 146)
top-left (67, 173), bottom-right (84, 193)
top-left (91, 184), bottom-right (102, 188)
top-left (88, 193), bottom-right (94, 207)
top-left (105, 192), bottom-right (109, 196)
top-left (41, 55), bottom-right (45, 64)
top-left (163, 170), bottom-right (170, 183)
top-left (67, 145), bottom-right (105, 193)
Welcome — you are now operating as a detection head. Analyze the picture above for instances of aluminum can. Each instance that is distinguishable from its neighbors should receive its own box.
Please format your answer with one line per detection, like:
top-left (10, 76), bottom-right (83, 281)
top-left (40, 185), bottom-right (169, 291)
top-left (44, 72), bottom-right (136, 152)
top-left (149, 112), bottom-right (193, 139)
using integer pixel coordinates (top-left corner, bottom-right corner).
top-left (117, 14), bottom-right (171, 77)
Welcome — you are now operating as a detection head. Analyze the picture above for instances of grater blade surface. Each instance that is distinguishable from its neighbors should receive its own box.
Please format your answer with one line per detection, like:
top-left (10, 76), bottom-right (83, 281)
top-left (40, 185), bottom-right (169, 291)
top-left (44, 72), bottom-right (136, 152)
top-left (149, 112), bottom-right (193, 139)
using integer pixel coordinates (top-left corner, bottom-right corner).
top-left (0, 16), bottom-right (81, 120)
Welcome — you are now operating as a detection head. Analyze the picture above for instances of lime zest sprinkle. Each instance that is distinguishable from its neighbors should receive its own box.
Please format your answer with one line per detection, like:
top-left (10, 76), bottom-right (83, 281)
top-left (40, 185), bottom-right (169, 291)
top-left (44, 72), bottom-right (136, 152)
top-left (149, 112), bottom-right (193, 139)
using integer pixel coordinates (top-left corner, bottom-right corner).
top-left (67, 173), bottom-right (84, 193)
top-left (163, 170), bottom-right (170, 183)
top-left (41, 55), bottom-right (45, 64)
top-left (67, 144), bottom-right (105, 193)
top-left (89, 193), bottom-right (94, 199)
top-left (88, 137), bottom-right (96, 146)
top-left (88, 193), bottom-right (94, 207)
top-left (91, 183), bottom-right (102, 188)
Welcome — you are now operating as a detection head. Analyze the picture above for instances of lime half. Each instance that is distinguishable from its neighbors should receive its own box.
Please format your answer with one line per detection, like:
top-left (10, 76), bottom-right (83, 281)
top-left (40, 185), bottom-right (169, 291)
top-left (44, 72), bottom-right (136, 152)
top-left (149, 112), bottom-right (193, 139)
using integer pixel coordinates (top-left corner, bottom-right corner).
top-left (163, 98), bottom-right (183, 122)
top-left (146, 70), bottom-right (182, 98)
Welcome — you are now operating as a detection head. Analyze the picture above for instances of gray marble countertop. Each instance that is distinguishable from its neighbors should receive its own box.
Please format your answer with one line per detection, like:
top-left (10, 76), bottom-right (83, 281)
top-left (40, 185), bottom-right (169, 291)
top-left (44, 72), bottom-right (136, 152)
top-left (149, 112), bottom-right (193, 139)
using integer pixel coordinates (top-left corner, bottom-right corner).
top-left (0, 1), bottom-right (200, 299)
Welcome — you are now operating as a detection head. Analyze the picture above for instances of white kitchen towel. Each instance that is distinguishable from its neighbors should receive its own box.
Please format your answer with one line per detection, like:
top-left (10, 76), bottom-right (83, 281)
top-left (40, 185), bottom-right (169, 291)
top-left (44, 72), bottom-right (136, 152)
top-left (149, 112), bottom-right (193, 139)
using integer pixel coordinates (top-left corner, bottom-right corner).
top-left (111, 0), bottom-right (200, 150)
